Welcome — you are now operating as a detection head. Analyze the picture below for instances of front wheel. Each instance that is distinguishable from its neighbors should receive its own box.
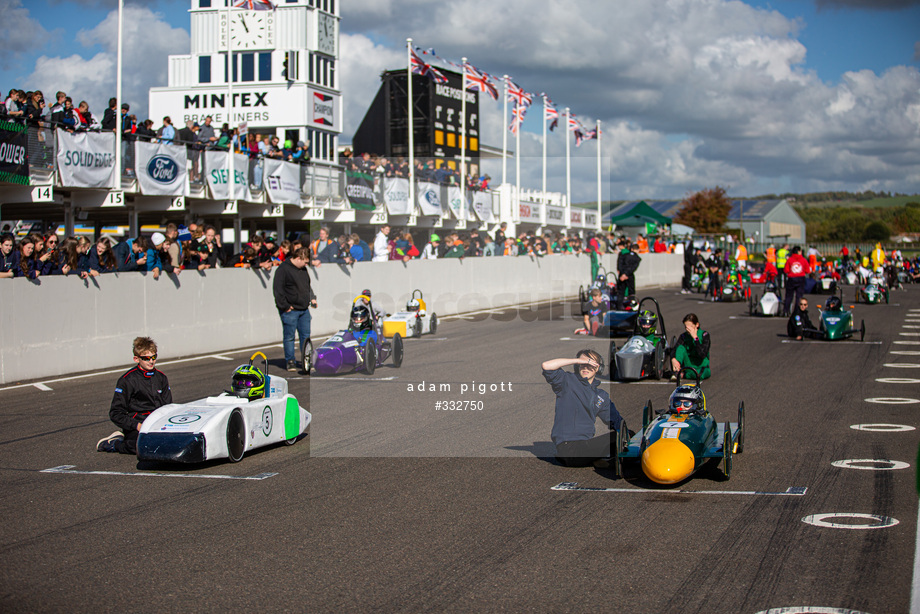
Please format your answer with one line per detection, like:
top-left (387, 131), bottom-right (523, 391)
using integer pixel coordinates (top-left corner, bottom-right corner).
top-left (860, 319), bottom-right (866, 342)
top-left (722, 423), bottom-right (732, 479)
top-left (392, 333), bottom-right (404, 368)
top-left (364, 342), bottom-right (377, 375)
top-left (413, 318), bottom-right (422, 338)
top-left (430, 313), bottom-right (438, 334)
top-left (735, 401), bottom-right (745, 453)
top-left (302, 338), bottom-right (313, 375)
top-left (651, 342), bottom-right (664, 380)
top-left (227, 409), bottom-right (246, 463)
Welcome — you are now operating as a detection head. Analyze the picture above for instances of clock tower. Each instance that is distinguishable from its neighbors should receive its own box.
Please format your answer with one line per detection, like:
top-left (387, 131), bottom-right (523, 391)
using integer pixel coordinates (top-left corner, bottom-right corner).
top-left (149, 0), bottom-right (342, 163)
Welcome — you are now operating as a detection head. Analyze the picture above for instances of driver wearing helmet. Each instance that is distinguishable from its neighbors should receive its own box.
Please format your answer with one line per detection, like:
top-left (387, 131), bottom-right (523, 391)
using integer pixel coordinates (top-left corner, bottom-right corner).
top-left (669, 384), bottom-right (705, 415)
top-left (636, 310), bottom-right (658, 341)
top-left (349, 304), bottom-right (378, 347)
top-left (230, 364), bottom-right (266, 401)
top-left (824, 295), bottom-right (843, 312)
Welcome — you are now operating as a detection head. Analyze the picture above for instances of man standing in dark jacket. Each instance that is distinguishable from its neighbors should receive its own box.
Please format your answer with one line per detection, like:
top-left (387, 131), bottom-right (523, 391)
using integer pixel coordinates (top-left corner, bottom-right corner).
top-left (273, 247), bottom-right (317, 372)
top-left (97, 337), bottom-right (172, 455)
top-left (616, 241), bottom-right (641, 309)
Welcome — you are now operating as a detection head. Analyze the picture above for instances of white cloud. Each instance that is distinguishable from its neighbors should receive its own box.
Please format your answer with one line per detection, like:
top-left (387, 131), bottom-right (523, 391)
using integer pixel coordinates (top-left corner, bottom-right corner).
top-left (0, 0), bottom-right (51, 70)
top-left (339, 0), bottom-right (920, 199)
top-left (25, 5), bottom-right (188, 120)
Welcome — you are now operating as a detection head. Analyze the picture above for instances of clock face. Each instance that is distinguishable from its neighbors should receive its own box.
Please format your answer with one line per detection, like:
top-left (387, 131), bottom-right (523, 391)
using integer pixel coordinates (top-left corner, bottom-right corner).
top-left (317, 12), bottom-right (336, 55)
top-left (230, 10), bottom-right (274, 50)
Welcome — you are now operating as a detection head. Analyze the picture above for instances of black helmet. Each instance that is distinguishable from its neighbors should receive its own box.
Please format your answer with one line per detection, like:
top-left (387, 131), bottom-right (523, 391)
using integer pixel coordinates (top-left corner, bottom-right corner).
top-left (765, 280), bottom-right (777, 293)
top-left (637, 310), bottom-right (658, 336)
top-left (231, 364), bottom-right (265, 401)
top-left (825, 295), bottom-right (842, 311)
top-left (669, 384), bottom-right (705, 414)
top-left (351, 305), bottom-right (372, 331)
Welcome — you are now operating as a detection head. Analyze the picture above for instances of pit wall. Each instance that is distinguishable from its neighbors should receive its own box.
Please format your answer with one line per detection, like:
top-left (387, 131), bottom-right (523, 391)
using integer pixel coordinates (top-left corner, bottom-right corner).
top-left (0, 253), bottom-right (681, 384)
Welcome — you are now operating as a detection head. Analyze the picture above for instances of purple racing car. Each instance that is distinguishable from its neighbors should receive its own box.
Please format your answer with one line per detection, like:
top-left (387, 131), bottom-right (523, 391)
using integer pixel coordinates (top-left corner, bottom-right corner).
top-left (309, 294), bottom-right (404, 376)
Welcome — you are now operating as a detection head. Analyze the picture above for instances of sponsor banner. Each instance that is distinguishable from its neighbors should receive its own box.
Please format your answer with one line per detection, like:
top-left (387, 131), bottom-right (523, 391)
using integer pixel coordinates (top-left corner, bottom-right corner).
top-left (56, 130), bottom-right (115, 188)
top-left (570, 209), bottom-right (583, 226)
top-left (519, 201), bottom-right (543, 224)
top-left (0, 121), bottom-right (29, 185)
top-left (205, 151), bottom-right (251, 201)
top-left (417, 181), bottom-right (442, 216)
top-left (345, 169), bottom-right (376, 210)
top-left (383, 177), bottom-right (411, 215)
top-left (135, 141), bottom-right (187, 196)
top-left (585, 211), bottom-right (598, 228)
top-left (546, 205), bottom-right (565, 225)
top-left (445, 185), bottom-right (466, 220)
top-left (472, 192), bottom-right (493, 223)
top-left (264, 158), bottom-right (301, 205)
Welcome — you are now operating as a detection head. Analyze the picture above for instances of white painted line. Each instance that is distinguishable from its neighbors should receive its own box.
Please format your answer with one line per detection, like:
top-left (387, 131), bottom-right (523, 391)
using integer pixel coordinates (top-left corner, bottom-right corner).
top-left (891, 351), bottom-right (920, 356)
top-left (877, 378), bottom-right (920, 384)
top-left (781, 340), bottom-right (880, 345)
top-left (901, 333), bottom-right (920, 336)
top-left (904, 326), bottom-right (920, 329)
top-left (865, 397), bottom-right (920, 404)
top-left (895, 341), bottom-right (920, 345)
top-left (411, 337), bottom-right (449, 341)
top-left (831, 459), bottom-right (910, 471)
top-left (33, 383), bottom-right (52, 391)
top-left (884, 363), bottom-right (920, 368)
top-left (551, 482), bottom-right (807, 496)
top-left (211, 355), bottom-right (234, 361)
top-left (312, 376), bottom-right (399, 382)
top-left (802, 513), bottom-right (899, 530)
top-left (440, 295), bottom-right (570, 321)
top-left (755, 608), bottom-right (871, 614)
top-left (912, 499), bottom-right (920, 614)
top-left (0, 343), bottom-right (285, 393)
top-left (611, 381), bottom-right (674, 385)
top-left (851, 423), bottom-right (916, 432)
top-left (40, 465), bottom-right (277, 481)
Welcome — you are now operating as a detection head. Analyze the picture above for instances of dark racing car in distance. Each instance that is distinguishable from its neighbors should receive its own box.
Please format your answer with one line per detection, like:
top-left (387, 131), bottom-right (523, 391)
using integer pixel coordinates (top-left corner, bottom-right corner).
top-left (805, 294), bottom-right (865, 341)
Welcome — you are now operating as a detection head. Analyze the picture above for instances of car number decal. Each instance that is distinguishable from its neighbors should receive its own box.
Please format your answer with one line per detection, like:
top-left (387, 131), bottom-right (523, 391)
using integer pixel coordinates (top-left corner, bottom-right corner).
top-left (662, 428), bottom-right (681, 439)
top-left (262, 406), bottom-right (273, 436)
top-left (343, 341), bottom-right (359, 348)
top-left (659, 422), bottom-right (689, 428)
top-left (168, 414), bottom-right (201, 424)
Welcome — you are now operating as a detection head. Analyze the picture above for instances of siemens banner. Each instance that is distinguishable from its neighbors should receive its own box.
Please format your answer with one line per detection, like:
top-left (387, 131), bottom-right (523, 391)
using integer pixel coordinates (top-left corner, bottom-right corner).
top-left (149, 85), bottom-right (341, 131)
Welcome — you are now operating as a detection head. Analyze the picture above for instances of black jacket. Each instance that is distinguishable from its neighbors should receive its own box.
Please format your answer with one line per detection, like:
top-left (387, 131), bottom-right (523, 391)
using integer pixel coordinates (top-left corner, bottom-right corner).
top-left (617, 249), bottom-right (641, 277)
top-left (273, 259), bottom-right (316, 312)
top-left (109, 366), bottom-right (172, 432)
top-left (101, 107), bottom-right (117, 130)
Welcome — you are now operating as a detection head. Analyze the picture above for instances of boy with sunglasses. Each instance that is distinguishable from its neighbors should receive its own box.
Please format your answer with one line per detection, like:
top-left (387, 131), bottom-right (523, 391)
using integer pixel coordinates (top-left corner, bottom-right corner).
top-left (97, 337), bottom-right (172, 454)
top-left (542, 349), bottom-right (626, 467)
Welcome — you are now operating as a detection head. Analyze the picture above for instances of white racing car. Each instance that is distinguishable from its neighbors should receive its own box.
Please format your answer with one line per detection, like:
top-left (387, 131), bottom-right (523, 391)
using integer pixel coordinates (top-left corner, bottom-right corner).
top-left (137, 353), bottom-right (311, 464)
top-left (382, 289), bottom-right (438, 338)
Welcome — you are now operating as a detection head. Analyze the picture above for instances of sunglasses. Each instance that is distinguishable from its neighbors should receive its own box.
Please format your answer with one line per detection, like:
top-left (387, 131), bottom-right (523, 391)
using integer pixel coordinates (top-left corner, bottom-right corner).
top-left (799, 303), bottom-right (808, 307)
top-left (136, 354), bottom-right (157, 361)
top-left (674, 400), bottom-right (695, 408)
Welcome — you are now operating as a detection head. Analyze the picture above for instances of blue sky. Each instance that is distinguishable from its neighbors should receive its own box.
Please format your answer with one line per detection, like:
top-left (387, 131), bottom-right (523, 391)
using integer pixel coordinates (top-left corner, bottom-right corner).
top-left (3, 0), bottom-right (920, 199)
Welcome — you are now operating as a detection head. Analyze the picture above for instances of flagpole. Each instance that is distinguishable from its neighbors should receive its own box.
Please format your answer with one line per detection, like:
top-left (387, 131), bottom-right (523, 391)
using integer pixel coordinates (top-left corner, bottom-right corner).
top-left (565, 107), bottom-right (571, 214)
top-left (515, 103), bottom-right (521, 220)
top-left (407, 38), bottom-right (414, 215)
top-left (114, 0), bottom-right (123, 184)
top-left (502, 75), bottom-right (508, 188)
top-left (541, 95), bottom-right (547, 201)
top-left (227, 1), bottom-right (234, 198)
top-left (596, 119), bottom-right (602, 231)
top-left (460, 57), bottom-right (467, 220)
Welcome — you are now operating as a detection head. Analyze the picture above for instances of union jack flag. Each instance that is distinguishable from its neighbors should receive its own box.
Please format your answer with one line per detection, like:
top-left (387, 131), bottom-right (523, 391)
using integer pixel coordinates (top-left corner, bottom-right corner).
top-left (410, 49), bottom-right (448, 84)
top-left (509, 103), bottom-right (528, 135)
top-left (575, 127), bottom-right (598, 147)
top-left (233, 0), bottom-right (275, 9)
top-left (506, 80), bottom-right (532, 108)
top-left (463, 63), bottom-right (498, 100)
top-left (567, 113), bottom-right (583, 132)
top-left (544, 98), bottom-right (559, 131)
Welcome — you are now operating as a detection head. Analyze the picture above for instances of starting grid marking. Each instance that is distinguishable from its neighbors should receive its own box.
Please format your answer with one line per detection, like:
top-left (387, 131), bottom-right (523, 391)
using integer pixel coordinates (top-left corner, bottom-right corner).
top-left (551, 482), bottom-right (808, 496)
top-left (781, 340), bottom-right (881, 345)
top-left (41, 465), bottom-right (277, 481)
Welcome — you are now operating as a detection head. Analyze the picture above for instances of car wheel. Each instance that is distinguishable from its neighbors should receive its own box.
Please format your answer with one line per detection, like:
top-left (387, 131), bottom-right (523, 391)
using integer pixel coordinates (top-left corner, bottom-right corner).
top-left (430, 313), bottom-right (438, 335)
top-left (643, 400), bottom-right (653, 429)
top-left (722, 423), bottom-right (732, 479)
top-left (413, 318), bottom-right (422, 338)
top-left (609, 343), bottom-right (618, 381)
top-left (735, 401), bottom-right (744, 453)
top-left (302, 338), bottom-right (313, 375)
top-left (651, 342), bottom-right (663, 380)
top-left (860, 319), bottom-right (865, 342)
top-left (364, 343), bottom-right (377, 376)
top-left (613, 423), bottom-right (625, 478)
top-left (392, 333), bottom-right (404, 368)
top-left (227, 408), bottom-right (246, 463)
top-left (748, 293), bottom-right (754, 316)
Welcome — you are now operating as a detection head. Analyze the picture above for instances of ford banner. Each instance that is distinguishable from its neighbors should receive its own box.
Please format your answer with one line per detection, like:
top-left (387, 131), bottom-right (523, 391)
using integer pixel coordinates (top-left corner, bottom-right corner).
top-left (56, 130), bottom-right (115, 188)
top-left (417, 181), bottom-right (442, 216)
top-left (135, 141), bottom-right (188, 196)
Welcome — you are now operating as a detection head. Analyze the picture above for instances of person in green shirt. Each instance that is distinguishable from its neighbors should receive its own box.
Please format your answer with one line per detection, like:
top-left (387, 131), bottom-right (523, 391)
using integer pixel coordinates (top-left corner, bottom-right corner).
top-left (670, 313), bottom-right (711, 380)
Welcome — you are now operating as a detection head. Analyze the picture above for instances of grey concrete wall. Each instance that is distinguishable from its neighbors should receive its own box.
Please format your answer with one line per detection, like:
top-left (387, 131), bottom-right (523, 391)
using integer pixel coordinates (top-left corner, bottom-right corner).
top-left (0, 253), bottom-right (681, 384)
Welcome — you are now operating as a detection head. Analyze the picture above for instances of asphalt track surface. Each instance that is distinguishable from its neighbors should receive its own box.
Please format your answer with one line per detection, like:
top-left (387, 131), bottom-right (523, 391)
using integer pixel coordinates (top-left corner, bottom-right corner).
top-left (1, 283), bottom-right (918, 613)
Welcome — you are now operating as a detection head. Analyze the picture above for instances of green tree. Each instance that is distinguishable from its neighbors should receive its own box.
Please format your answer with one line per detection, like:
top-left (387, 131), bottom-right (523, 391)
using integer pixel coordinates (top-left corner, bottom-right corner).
top-left (674, 186), bottom-right (732, 233)
top-left (863, 221), bottom-right (891, 242)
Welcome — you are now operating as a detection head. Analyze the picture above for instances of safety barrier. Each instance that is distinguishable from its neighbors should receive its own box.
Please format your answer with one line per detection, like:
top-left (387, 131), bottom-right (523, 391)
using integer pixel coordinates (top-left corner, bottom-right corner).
top-left (0, 252), bottom-right (681, 384)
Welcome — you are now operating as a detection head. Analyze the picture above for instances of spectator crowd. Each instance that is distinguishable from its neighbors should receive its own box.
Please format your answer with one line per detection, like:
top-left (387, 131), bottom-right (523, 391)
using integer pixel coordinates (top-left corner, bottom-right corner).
top-left (340, 148), bottom-right (492, 192)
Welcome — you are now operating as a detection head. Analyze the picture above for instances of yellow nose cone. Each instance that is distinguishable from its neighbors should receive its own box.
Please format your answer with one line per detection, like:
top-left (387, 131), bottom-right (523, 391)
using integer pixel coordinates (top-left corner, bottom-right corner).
top-left (642, 438), bottom-right (696, 484)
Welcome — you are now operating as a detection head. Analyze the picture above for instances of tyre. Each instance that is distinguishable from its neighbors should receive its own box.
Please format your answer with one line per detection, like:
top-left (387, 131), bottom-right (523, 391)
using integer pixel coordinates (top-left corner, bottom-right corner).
top-left (643, 401), bottom-right (653, 429)
top-left (860, 319), bottom-right (865, 342)
top-left (430, 313), bottom-right (438, 334)
top-left (748, 294), bottom-right (754, 316)
top-left (608, 344), bottom-right (618, 381)
top-left (651, 342), bottom-right (663, 380)
top-left (303, 339), bottom-right (314, 373)
top-left (392, 333), bottom-right (404, 368)
top-left (364, 342), bottom-right (377, 375)
top-left (227, 408), bottom-right (246, 463)
top-left (736, 401), bottom-right (745, 453)
top-left (413, 318), bottom-right (422, 338)
top-left (722, 423), bottom-right (732, 479)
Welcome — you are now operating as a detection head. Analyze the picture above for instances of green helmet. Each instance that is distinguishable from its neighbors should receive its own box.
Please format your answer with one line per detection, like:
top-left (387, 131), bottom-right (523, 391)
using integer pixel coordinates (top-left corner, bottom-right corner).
top-left (637, 310), bottom-right (658, 336)
top-left (231, 365), bottom-right (265, 401)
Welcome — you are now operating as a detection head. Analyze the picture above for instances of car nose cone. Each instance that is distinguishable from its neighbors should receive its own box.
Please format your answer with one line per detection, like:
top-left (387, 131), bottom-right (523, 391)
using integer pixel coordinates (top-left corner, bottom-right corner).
top-left (641, 438), bottom-right (695, 484)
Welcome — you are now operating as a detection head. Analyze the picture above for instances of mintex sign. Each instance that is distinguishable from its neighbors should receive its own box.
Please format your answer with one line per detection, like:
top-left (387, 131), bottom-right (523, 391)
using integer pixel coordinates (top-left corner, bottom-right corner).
top-left (149, 84), bottom-right (341, 131)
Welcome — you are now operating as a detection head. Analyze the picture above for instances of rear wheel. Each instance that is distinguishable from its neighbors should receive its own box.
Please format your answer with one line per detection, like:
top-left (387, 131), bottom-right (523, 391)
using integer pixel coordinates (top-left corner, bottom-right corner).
top-left (430, 314), bottom-right (438, 334)
top-left (651, 342), bottom-right (664, 380)
top-left (860, 319), bottom-right (866, 342)
top-left (735, 401), bottom-right (745, 453)
top-left (364, 343), bottom-right (377, 375)
top-left (227, 409), bottom-right (246, 463)
top-left (748, 293), bottom-right (754, 316)
top-left (302, 339), bottom-right (313, 375)
top-left (392, 333), bottom-right (404, 368)
top-left (722, 423), bottom-right (732, 479)
top-left (413, 318), bottom-right (422, 338)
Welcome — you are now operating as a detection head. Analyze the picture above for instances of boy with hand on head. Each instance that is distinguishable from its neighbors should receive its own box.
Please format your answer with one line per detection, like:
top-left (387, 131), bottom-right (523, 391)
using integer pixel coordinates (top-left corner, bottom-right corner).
top-left (97, 337), bottom-right (172, 455)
